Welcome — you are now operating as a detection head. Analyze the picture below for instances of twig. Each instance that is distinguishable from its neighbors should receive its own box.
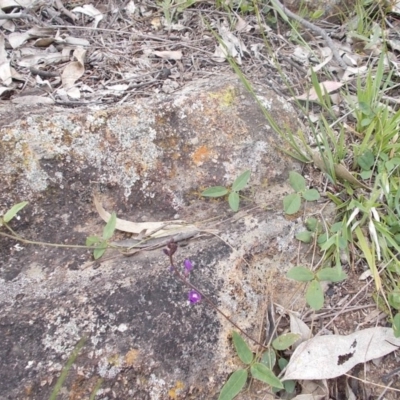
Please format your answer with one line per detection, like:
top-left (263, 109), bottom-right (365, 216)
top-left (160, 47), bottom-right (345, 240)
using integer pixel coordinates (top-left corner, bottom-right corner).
top-left (271, 0), bottom-right (348, 70)
top-left (55, 0), bottom-right (78, 22)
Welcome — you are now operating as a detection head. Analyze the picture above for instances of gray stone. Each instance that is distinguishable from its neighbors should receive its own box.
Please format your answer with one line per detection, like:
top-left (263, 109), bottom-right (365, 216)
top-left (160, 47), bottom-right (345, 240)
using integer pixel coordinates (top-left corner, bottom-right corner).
top-left (0, 75), bottom-right (304, 399)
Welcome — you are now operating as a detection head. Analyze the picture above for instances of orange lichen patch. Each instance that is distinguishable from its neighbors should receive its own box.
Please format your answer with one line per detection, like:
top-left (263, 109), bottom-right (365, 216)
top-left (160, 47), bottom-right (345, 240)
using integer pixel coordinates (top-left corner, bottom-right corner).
top-left (192, 145), bottom-right (212, 165)
top-left (168, 380), bottom-right (185, 399)
top-left (124, 349), bottom-right (139, 366)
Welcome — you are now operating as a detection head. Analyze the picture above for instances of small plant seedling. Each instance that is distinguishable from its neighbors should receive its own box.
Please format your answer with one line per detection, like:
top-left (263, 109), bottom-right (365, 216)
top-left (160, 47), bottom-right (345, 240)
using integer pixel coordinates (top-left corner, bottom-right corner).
top-left (283, 171), bottom-right (320, 215)
top-left (201, 170), bottom-right (251, 212)
top-left (286, 266), bottom-right (347, 310)
top-left (86, 212), bottom-right (117, 259)
top-left (219, 330), bottom-right (302, 400)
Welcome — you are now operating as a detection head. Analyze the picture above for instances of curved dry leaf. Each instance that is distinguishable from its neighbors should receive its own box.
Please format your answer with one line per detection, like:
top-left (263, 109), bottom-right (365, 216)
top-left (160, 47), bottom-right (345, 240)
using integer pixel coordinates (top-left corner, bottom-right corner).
top-left (72, 4), bottom-right (103, 28)
top-left (94, 196), bottom-right (197, 237)
top-left (294, 81), bottom-right (343, 101)
top-left (283, 327), bottom-right (400, 381)
top-left (61, 46), bottom-right (86, 89)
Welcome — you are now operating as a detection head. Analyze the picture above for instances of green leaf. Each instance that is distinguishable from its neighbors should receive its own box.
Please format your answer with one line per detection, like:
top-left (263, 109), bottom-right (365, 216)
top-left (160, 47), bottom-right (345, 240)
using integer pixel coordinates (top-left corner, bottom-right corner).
top-left (261, 349), bottom-right (276, 369)
top-left (360, 170), bottom-right (373, 180)
top-left (228, 192), bottom-right (240, 212)
top-left (289, 171), bottom-right (306, 192)
top-left (317, 268), bottom-right (347, 282)
top-left (358, 149), bottom-right (375, 171)
top-left (231, 170), bottom-right (251, 192)
top-left (393, 313), bottom-right (400, 338)
top-left (286, 266), bottom-right (314, 282)
top-left (306, 280), bottom-right (324, 310)
top-left (278, 357), bottom-right (288, 370)
top-left (272, 333), bottom-right (301, 351)
top-left (331, 222), bottom-right (343, 233)
top-left (3, 201), bottom-right (28, 223)
top-left (284, 379), bottom-right (296, 393)
top-left (317, 232), bottom-right (328, 244)
top-left (86, 235), bottom-right (101, 246)
top-left (283, 193), bottom-right (301, 215)
top-left (218, 369), bottom-right (248, 400)
top-left (306, 217), bottom-right (318, 232)
top-left (388, 290), bottom-right (400, 310)
top-left (201, 186), bottom-right (229, 197)
top-left (295, 231), bottom-right (313, 243)
top-left (103, 212), bottom-right (117, 240)
top-left (303, 189), bottom-right (320, 201)
top-left (93, 242), bottom-right (107, 260)
top-left (232, 331), bottom-right (253, 365)
top-left (250, 363), bottom-right (283, 389)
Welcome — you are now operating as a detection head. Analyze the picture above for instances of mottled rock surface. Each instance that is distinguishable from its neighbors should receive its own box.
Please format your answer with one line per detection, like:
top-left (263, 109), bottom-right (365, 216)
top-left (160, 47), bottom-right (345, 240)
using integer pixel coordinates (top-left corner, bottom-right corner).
top-left (0, 76), bottom-right (305, 399)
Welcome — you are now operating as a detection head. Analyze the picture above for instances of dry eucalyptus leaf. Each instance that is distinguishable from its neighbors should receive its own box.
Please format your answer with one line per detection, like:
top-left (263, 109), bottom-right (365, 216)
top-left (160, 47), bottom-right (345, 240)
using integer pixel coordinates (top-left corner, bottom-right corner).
top-left (61, 46), bottom-right (86, 89)
top-left (94, 196), bottom-right (197, 238)
top-left (153, 50), bottom-right (182, 60)
top-left (289, 313), bottom-right (311, 346)
top-left (294, 81), bottom-right (343, 102)
top-left (283, 327), bottom-right (400, 381)
top-left (60, 37), bottom-right (90, 47)
top-left (8, 32), bottom-right (30, 48)
top-left (235, 15), bottom-right (248, 32)
top-left (72, 4), bottom-right (104, 28)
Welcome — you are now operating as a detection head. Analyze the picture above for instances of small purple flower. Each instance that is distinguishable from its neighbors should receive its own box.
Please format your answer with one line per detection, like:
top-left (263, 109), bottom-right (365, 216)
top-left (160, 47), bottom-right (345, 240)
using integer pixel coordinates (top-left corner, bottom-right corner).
top-left (188, 290), bottom-right (201, 304)
top-left (184, 259), bottom-right (193, 273)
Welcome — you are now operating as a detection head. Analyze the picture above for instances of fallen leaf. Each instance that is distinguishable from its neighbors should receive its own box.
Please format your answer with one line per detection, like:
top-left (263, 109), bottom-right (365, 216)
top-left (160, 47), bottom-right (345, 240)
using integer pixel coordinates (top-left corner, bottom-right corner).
top-left (61, 46), bottom-right (86, 90)
top-left (283, 327), bottom-right (400, 380)
top-left (94, 196), bottom-right (198, 237)
top-left (72, 4), bottom-right (103, 28)
top-left (294, 81), bottom-right (343, 101)
top-left (289, 313), bottom-right (311, 346)
top-left (153, 50), bottom-right (182, 60)
top-left (0, 36), bottom-right (12, 85)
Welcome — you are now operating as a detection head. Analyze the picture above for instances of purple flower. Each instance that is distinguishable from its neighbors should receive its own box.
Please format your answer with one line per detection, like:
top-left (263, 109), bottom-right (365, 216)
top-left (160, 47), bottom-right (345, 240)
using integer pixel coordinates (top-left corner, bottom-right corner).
top-left (184, 259), bottom-right (193, 273)
top-left (188, 290), bottom-right (201, 304)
